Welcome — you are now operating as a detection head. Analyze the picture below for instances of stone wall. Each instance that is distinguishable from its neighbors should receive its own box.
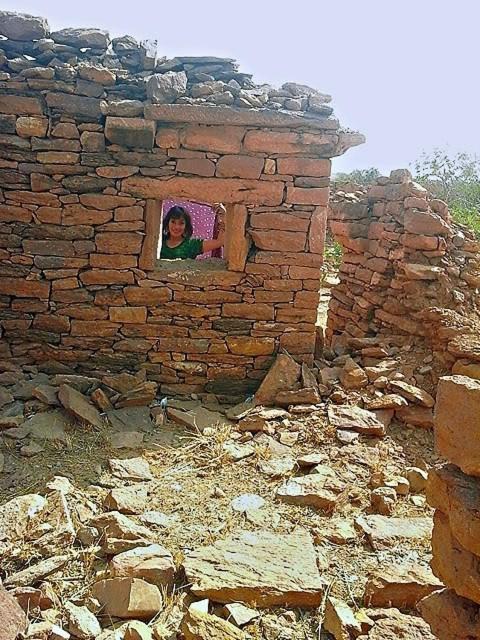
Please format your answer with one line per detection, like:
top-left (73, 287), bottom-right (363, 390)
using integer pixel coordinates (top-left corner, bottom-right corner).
top-left (326, 170), bottom-right (480, 373)
top-left (419, 375), bottom-right (480, 639)
top-left (0, 11), bottom-right (362, 399)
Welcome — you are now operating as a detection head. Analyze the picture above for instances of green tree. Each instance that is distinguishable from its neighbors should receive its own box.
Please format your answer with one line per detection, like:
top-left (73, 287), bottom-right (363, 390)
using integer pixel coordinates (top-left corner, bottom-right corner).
top-left (334, 167), bottom-right (381, 186)
top-left (413, 148), bottom-right (480, 209)
top-left (413, 148), bottom-right (480, 237)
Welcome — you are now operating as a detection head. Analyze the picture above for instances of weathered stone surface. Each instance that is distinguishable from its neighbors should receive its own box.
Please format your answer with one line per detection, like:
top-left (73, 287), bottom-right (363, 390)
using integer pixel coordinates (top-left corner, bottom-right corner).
top-left (109, 544), bottom-right (175, 590)
top-left (254, 352), bottom-right (301, 405)
top-left (183, 530), bottom-right (324, 606)
top-left (389, 380), bottom-right (434, 407)
top-left (395, 405), bottom-right (434, 429)
top-left (419, 588), bottom-right (480, 640)
top-left (355, 515), bottom-right (432, 550)
top-left (24, 409), bottom-right (70, 444)
top-left (216, 155), bottom-right (264, 179)
top-left (167, 406), bottom-right (230, 433)
top-left (92, 577), bottom-right (162, 619)
top-left (435, 375), bottom-right (480, 476)
top-left (64, 601), bottom-right (101, 639)
top-left (147, 71), bottom-right (187, 104)
top-left (105, 117), bottom-right (155, 149)
top-left (104, 484), bottom-right (149, 514)
top-left (78, 64), bottom-right (116, 85)
top-left (0, 493), bottom-right (46, 545)
top-left (328, 405), bottom-right (386, 436)
top-left (46, 92), bottom-right (104, 119)
top-left (122, 175), bottom-right (283, 205)
top-left (0, 586), bottom-right (28, 640)
top-left (51, 27), bottom-right (109, 49)
top-left (109, 457), bottom-right (153, 481)
top-left (276, 465), bottom-right (345, 510)
top-left (431, 509), bottom-right (480, 604)
top-left (4, 554), bottom-right (69, 587)
top-left (89, 511), bottom-right (153, 554)
top-left (182, 606), bottom-right (246, 640)
top-left (58, 384), bottom-right (104, 428)
top-left (427, 463), bottom-right (480, 556)
top-left (0, 11), bottom-right (48, 40)
top-left (324, 597), bottom-right (362, 640)
top-left (364, 564), bottom-right (442, 609)
top-left (362, 609), bottom-right (436, 639)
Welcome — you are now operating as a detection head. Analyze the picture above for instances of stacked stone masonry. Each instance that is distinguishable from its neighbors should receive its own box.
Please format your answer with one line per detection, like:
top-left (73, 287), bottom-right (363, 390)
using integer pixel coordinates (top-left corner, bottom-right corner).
top-left (327, 170), bottom-right (480, 373)
top-left (0, 11), bottom-right (362, 398)
top-left (419, 375), bottom-right (480, 639)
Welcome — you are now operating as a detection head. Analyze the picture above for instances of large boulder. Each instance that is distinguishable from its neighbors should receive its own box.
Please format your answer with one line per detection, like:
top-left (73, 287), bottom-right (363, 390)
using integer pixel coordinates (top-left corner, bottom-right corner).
top-left (146, 72), bottom-right (187, 104)
top-left (50, 27), bottom-right (109, 49)
top-left (0, 11), bottom-right (49, 40)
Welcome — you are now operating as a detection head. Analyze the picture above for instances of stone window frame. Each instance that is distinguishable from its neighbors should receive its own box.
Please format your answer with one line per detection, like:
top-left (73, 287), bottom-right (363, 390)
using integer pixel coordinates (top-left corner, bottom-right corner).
top-left (139, 198), bottom-right (250, 273)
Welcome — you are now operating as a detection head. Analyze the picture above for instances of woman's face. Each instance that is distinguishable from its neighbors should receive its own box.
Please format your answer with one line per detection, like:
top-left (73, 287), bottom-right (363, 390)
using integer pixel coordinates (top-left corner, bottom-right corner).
top-left (168, 215), bottom-right (186, 240)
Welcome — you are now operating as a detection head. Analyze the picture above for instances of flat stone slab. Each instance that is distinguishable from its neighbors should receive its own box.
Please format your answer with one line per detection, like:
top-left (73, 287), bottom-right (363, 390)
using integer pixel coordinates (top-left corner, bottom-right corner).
top-left (109, 457), bottom-right (153, 481)
top-left (276, 465), bottom-right (345, 510)
top-left (167, 406), bottom-right (230, 432)
top-left (183, 529), bottom-right (324, 607)
top-left (107, 406), bottom-right (154, 433)
top-left (24, 409), bottom-right (71, 444)
top-left (58, 384), bottom-right (103, 429)
top-left (355, 515), bottom-right (433, 550)
top-left (364, 563), bottom-right (442, 609)
top-left (328, 405), bottom-right (386, 436)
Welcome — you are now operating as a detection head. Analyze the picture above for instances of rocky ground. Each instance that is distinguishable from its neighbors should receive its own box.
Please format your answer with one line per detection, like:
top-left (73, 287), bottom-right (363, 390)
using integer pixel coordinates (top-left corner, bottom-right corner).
top-left (0, 335), bottom-right (448, 640)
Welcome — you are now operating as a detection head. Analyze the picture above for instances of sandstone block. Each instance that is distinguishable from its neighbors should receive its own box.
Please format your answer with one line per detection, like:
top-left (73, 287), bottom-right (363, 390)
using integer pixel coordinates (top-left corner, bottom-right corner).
top-left (434, 375), bottom-right (480, 476)
top-left (0, 95), bottom-right (43, 115)
top-left (122, 176), bottom-right (283, 206)
top-left (58, 384), bottom-right (104, 429)
top-left (249, 229), bottom-right (306, 252)
top-left (277, 157), bottom-right (331, 176)
top-left (0, 277), bottom-right (50, 299)
top-left (16, 116), bottom-right (48, 138)
top-left (431, 509), bottom-right (480, 604)
top-left (244, 130), bottom-right (336, 154)
top-left (177, 158), bottom-right (215, 177)
top-left (0, 586), bottom-right (27, 640)
top-left (181, 125), bottom-right (245, 153)
top-left (124, 287), bottom-right (171, 305)
top-left (96, 232), bottom-right (143, 254)
top-left (223, 303), bottom-right (274, 321)
top-left (80, 269), bottom-right (135, 285)
top-left (46, 92), bottom-right (104, 119)
top-left (182, 607), bottom-right (246, 639)
top-left (286, 186), bottom-right (329, 205)
top-left (109, 544), bottom-right (175, 590)
top-left (105, 117), bottom-right (155, 149)
top-left (110, 307), bottom-right (147, 324)
top-left (418, 589), bottom-right (480, 640)
top-left (183, 530), bottom-right (324, 606)
top-left (277, 466), bottom-right (345, 510)
top-left (427, 464), bottom-right (480, 556)
top-left (254, 352), bottom-right (301, 405)
top-left (226, 336), bottom-right (275, 356)
top-left (363, 564), bottom-right (442, 609)
top-left (216, 155), bottom-right (264, 179)
top-left (92, 578), bottom-right (162, 619)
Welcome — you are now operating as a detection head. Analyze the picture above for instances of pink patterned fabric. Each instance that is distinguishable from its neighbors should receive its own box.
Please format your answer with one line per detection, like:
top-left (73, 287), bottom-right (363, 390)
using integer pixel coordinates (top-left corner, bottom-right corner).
top-left (162, 199), bottom-right (222, 259)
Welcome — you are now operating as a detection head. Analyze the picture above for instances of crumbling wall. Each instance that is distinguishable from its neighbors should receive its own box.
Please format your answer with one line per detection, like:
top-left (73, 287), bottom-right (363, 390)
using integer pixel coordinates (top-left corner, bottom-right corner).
top-left (326, 169), bottom-right (480, 372)
top-left (419, 375), bottom-right (480, 638)
top-left (0, 11), bottom-right (363, 399)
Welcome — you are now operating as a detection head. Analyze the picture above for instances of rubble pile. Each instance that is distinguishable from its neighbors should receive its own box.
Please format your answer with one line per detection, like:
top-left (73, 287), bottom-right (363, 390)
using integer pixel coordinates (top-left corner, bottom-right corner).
top-left (419, 375), bottom-right (480, 639)
top-left (327, 169), bottom-right (480, 375)
top-left (0, 350), bottom-right (444, 639)
top-left (0, 10), bottom-right (336, 115)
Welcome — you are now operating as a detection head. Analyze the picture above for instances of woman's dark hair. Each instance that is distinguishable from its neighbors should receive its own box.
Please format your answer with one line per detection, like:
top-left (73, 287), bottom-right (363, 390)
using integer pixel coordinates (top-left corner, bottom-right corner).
top-left (162, 206), bottom-right (193, 240)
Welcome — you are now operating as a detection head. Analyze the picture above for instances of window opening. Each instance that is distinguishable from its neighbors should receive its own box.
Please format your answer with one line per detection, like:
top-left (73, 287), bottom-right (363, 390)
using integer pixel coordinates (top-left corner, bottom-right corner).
top-left (157, 198), bottom-right (224, 262)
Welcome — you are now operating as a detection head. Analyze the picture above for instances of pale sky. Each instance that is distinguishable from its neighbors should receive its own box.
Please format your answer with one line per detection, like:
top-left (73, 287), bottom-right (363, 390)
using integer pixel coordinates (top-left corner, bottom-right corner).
top-left (5, 0), bottom-right (479, 175)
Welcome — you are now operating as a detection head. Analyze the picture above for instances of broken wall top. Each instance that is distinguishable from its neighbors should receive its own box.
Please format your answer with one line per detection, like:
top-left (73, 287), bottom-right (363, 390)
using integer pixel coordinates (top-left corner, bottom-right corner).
top-left (0, 10), bottom-right (364, 155)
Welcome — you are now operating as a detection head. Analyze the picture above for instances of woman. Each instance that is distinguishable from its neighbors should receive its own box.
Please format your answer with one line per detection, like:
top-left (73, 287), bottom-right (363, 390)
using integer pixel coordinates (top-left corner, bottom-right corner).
top-left (159, 203), bottom-right (226, 260)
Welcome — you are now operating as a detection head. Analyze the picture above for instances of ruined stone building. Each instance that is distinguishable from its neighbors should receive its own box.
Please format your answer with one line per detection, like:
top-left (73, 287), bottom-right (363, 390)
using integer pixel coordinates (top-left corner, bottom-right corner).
top-left (0, 11), bottom-right (364, 400)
